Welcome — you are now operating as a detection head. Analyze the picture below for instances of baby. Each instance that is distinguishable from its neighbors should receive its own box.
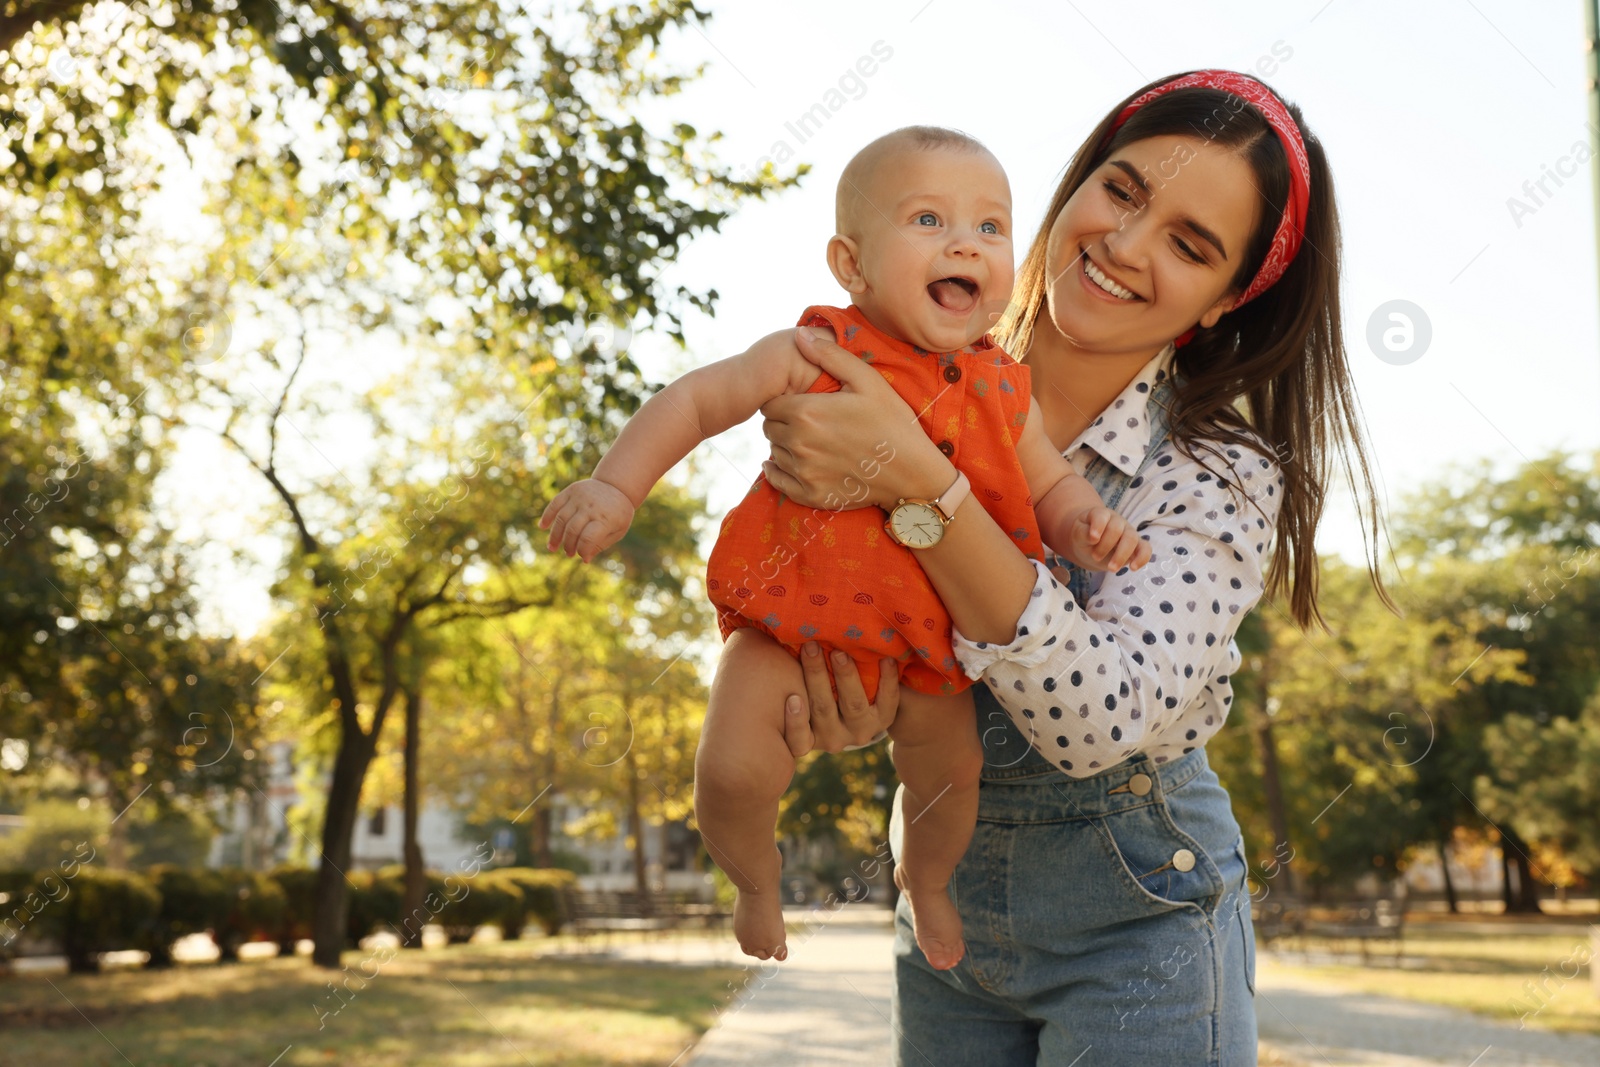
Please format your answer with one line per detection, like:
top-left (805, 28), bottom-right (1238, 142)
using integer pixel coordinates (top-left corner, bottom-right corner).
top-left (539, 126), bottom-right (1150, 970)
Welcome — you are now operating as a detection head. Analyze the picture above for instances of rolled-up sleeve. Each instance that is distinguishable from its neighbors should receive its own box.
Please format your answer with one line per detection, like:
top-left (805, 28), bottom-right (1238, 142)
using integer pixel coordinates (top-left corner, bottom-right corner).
top-left (951, 443), bottom-right (1283, 777)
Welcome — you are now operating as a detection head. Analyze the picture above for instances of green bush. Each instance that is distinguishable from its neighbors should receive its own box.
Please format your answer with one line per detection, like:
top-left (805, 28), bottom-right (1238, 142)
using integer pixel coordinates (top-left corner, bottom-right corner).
top-left (267, 865), bottom-right (318, 956)
top-left (49, 867), bottom-right (161, 973)
top-left (346, 867), bottom-right (406, 947)
top-left (0, 867), bottom-right (49, 960)
top-left (434, 868), bottom-right (522, 943)
top-left (496, 867), bottom-right (577, 937)
top-left (373, 864), bottom-right (428, 945)
top-left (267, 863), bottom-right (572, 950)
top-left (143, 865), bottom-right (230, 967)
top-left (212, 869), bottom-right (288, 960)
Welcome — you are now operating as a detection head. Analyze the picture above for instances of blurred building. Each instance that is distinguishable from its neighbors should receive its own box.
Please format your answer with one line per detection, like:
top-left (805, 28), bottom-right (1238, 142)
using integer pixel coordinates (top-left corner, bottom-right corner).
top-left (206, 743), bottom-right (709, 896)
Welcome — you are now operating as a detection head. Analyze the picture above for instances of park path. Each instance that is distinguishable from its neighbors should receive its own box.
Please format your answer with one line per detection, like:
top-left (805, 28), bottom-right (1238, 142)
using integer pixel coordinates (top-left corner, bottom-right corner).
top-left (589, 908), bottom-right (1600, 1067)
top-left (591, 905), bottom-right (896, 1066)
top-left (1254, 955), bottom-right (1600, 1067)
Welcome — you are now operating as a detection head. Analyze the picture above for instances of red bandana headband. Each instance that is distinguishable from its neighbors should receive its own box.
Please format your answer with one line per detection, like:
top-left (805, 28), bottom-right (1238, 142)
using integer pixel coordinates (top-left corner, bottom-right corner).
top-left (1103, 70), bottom-right (1311, 328)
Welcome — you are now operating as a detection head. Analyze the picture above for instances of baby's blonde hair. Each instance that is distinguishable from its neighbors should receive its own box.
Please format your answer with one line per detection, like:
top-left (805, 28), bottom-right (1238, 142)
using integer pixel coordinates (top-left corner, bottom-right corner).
top-left (836, 125), bottom-right (993, 235)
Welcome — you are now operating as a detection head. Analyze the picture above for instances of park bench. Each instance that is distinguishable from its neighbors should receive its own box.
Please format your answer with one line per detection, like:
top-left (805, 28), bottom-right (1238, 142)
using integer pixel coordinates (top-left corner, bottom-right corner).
top-left (565, 889), bottom-right (730, 946)
top-left (1251, 899), bottom-right (1306, 947)
top-left (1253, 898), bottom-right (1406, 961)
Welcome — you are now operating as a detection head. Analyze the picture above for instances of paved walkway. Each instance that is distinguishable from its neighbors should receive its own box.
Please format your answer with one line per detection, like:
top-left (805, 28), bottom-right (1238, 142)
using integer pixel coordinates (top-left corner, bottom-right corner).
top-left (569, 905), bottom-right (896, 1066)
top-left (1254, 955), bottom-right (1600, 1067)
top-left (578, 909), bottom-right (1600, 1067)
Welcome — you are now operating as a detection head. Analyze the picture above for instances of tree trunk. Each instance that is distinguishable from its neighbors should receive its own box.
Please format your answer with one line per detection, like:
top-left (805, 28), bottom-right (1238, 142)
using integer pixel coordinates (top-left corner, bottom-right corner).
top-left (534, 676), bottom-right (562, 868)
top-left (1502, 827), bottom-right (1542, 913)
top-left (1249, 660), bottom-right (1294, 896)
top-left (103, 775), bottom-right (130, 870)
top-left (532, 805), bottom-right (553, 869)
top-left (311, 725), bottom-right (378, 968)
top-left (401, 682), bottom-right (427, 949)
top-left (624, 735), bottom-right (652, 916)
top-left (1500, 842), bottom-right (1514, 912)
top-left (1436, 838), bottom-right (1458, 914)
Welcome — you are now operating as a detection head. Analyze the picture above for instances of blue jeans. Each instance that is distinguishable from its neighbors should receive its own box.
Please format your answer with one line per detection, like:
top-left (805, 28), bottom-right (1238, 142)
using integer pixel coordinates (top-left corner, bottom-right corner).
top-left (888, 703), bottom-right (1258, 1066)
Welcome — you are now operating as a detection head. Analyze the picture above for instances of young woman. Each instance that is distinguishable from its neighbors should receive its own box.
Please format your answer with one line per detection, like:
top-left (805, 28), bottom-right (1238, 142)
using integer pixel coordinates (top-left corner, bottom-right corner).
top-left (758, 70), bottom-right (1388, 1065)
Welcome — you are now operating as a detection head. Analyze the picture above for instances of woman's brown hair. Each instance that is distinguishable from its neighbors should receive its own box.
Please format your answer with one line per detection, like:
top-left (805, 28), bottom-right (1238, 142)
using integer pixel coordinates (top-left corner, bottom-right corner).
top-left (997, 72), bottom-right (1392, 631)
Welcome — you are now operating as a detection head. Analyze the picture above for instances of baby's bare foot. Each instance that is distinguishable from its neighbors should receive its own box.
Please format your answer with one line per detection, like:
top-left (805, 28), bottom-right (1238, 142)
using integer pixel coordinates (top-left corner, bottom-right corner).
top-left (895, 865), bottom-right (964, 970)
top-left (733, 886), bottom-right (787, 962)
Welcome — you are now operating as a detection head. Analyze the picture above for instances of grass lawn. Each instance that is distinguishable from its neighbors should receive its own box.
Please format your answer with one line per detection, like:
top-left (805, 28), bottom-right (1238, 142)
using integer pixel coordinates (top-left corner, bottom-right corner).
top-left (1260, 926), bottom-right (1599, 1036)
top-left (0, 937), bottom-right (746, 1066)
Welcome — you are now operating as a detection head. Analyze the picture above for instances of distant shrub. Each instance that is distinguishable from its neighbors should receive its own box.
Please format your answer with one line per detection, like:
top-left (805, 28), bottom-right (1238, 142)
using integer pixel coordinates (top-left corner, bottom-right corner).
top-left (49, 867), bottom-right (161, 973)
top-left (496, 867), bottom-right (577, 937)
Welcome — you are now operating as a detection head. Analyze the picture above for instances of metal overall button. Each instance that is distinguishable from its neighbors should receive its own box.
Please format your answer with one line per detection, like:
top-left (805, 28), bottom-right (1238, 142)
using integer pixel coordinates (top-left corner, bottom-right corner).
top-left (1106, 772), bottom-right (1153, 797)
top-left (1139, 847), bottom-right (1197, 879)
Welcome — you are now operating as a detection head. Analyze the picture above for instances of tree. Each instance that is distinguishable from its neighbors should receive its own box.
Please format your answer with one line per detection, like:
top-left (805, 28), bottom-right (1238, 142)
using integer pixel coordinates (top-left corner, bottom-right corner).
top-left (1477, 675), bottom-right (1600, 889)
top-left (0, 273), bottom-right (266, 850)
top-left (1216, 557), bottom-right (1525, 895)
top-left (1, 0), bottom-right (795, 966)
top-left (1391, 450), bottom-right (1600, 909)
top-left (407, 555), bottom-right (711, 895)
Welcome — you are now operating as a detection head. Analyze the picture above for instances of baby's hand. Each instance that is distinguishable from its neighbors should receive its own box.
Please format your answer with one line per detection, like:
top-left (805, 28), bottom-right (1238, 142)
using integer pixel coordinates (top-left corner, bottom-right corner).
top-left (1063, 506), bottom-right (1152, 573)
top-left (537, 479), bottom-right (635, 563)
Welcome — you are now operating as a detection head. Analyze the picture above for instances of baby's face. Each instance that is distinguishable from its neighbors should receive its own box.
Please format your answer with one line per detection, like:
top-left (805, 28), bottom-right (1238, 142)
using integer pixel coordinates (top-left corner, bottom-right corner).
top-left (847, 148), bottom-right (1014, 353)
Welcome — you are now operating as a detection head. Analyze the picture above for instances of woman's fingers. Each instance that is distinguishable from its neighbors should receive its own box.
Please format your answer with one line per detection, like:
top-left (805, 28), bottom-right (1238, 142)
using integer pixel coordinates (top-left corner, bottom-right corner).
top-left (828, 649), bottom-right (875, 739)
top-left (782, 695), bottom-right (814, 758)
top-left (760, 459), bottom-right (801, 500)
top-left (825, 651), bottom-right (898, 746)
top-left (798, 641), bottom-right (847, 754)
top-left (873, 656), bottom-right (901, 732)
top-left (794, 326), bottom-right (897, 397)
top-left (792, 326), bottom-right (860, 379)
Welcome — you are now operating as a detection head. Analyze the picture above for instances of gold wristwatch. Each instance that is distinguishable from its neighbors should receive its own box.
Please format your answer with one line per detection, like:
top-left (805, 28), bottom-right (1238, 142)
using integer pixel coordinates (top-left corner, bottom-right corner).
top-left (884, 471), bottom-right (971, 550)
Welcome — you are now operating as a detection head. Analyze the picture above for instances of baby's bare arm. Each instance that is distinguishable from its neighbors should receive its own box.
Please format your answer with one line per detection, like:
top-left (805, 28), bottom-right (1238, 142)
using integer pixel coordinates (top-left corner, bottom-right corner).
top-left (1014, 397), bottom-right (1150, 572)
top-left (593, 329), bottom-right (824, 507)
top-left (539, 330), bottom-right (824, 560)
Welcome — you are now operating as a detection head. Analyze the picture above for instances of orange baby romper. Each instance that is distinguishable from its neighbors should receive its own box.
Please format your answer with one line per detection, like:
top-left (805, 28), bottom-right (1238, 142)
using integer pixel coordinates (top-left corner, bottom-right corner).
top-left (704, 305), bottom-right (1045, 700)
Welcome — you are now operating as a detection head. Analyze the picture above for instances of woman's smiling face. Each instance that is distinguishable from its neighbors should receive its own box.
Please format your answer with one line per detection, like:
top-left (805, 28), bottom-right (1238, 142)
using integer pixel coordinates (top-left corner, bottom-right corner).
top-left (1043, 135), bottom-right (1262, 353)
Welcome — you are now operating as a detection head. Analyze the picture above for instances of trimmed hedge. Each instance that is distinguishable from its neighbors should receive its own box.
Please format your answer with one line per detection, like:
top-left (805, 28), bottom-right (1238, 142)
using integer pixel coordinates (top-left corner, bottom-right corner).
top-left (497, 867), bottom-right (577, 937)
top-left (54, 867), bottom-right (162, 973)
top-left (435, 868), bottom-right (522, 943)
top-left (213, 869), bottom-right (287, 960)
top-left (269, 864), bottom-right (318, 956)
top-left (0, 862), bottom-right (578, 970)
top-left (144, 865), bottom-right (228, 967)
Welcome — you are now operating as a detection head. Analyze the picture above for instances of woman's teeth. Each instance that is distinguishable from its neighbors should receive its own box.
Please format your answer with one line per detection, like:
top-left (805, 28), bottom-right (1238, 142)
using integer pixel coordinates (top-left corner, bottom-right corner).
top-left (1084, 258), bottom-right (1137, 301)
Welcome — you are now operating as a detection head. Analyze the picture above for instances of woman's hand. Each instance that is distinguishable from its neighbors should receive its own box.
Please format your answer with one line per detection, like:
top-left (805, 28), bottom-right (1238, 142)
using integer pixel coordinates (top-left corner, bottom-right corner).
top-left (760, 327), bottom-right (953, 511)
top-left (781, 641), bottom-right (901, 756)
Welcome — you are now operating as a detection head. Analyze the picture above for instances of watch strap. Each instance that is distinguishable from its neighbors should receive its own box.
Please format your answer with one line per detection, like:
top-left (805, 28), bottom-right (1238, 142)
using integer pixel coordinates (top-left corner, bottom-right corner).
top-left (933, 471), bottom-right (970, 523)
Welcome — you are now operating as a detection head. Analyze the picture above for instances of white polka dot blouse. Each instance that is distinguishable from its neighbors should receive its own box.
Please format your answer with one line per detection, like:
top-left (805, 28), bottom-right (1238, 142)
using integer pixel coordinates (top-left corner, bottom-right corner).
top-left (954, 344), bottom-right (1285, 777)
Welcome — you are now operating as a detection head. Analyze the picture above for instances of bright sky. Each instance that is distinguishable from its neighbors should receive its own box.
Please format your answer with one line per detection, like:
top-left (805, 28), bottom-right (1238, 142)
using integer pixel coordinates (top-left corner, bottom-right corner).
top-left (174, 0), bottom-right (1600, 636)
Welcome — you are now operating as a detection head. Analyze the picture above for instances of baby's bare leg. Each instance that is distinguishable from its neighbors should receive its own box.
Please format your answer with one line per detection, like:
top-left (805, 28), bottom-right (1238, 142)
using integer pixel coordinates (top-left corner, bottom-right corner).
top-left (889, 687), bottom-right (982, 971)
top-left (694, 628), bottom-right (804, 961)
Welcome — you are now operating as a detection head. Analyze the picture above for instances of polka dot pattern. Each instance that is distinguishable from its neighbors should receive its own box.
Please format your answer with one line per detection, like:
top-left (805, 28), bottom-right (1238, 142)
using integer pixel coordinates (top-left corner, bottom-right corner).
top-left (953, 347), bottom-right (1285, 777)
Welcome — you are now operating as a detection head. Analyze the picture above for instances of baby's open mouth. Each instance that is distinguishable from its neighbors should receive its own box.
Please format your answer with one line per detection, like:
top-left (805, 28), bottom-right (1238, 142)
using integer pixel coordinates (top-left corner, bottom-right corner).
top-left (928, 276), bottom-right (979, 313)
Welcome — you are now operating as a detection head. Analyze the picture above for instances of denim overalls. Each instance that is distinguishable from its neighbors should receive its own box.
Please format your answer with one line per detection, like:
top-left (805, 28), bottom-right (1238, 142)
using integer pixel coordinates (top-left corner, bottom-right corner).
top-left (888, 375), bottom-right (1259, 1066)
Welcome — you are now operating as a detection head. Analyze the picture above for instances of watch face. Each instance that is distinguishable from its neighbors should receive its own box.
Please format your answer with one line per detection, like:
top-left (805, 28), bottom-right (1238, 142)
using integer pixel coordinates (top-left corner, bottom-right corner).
top-left (889, 502), bottom-right (943, 548)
